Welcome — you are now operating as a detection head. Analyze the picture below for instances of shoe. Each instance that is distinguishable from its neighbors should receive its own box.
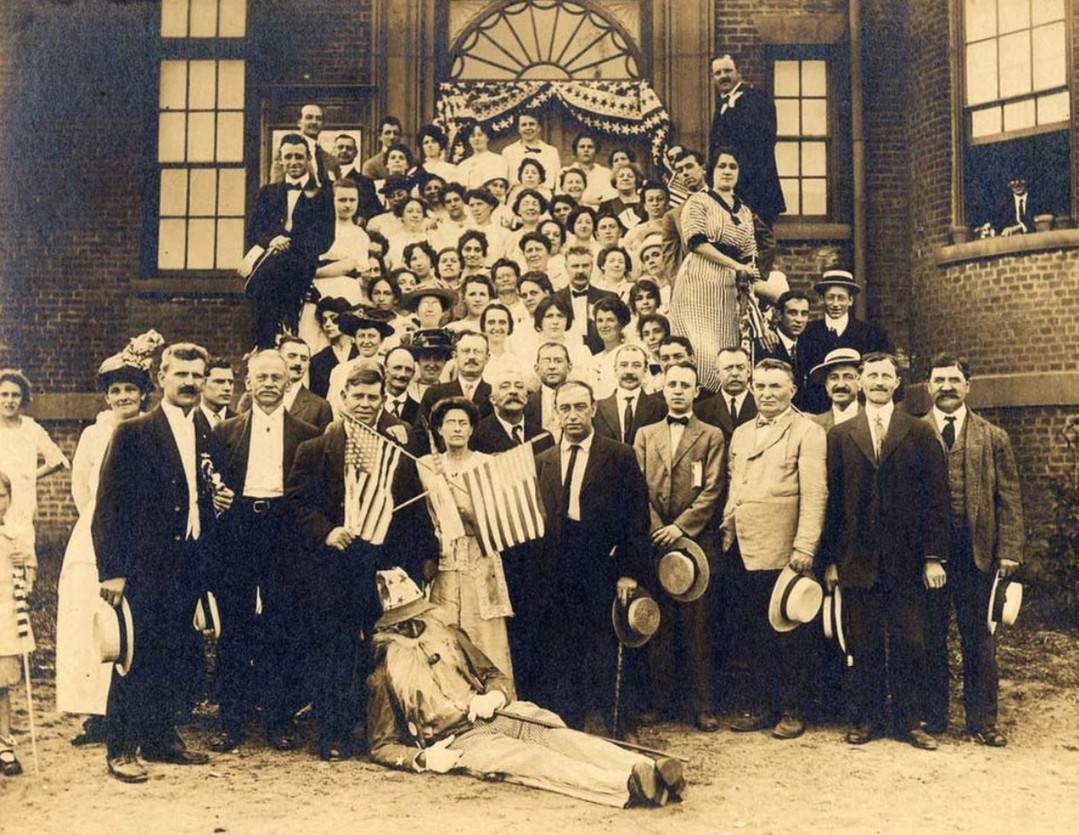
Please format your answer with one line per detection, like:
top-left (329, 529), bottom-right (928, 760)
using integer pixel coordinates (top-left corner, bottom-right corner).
top-left (141, 740), bottom-right (210, 765)
top-left (654, 756), bottom-right (686, 800)
top-left (318, 742), bottom-right (347, 762)
top-left (845, 723), bottom-right (880, 745)
top-left (267, 726), bottom-right (299, 752)
top-left (629, 761), bottom-right (668, 807)
top-left (582, 712), bottom-right (609, 737)
top-left (694, 711), bottom-right (721, 733)
top-left (772, 712), bottom-right (806, 740)
top-left (731, 712), bottom-right (775, 733)
top-left (106, 754), bottom-right (148, 783)
top-left (966, 725), bottom-right (1007, 747)
top-left (905, 728), bottom-right (939, 751)
top-left (209, 730), bottom-right (244, 753)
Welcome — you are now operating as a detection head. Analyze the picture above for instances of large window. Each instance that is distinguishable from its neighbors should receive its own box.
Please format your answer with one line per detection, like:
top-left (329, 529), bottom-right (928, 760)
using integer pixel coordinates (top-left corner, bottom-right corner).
top-left (961, 0), bottom-right (1071, 226)
top-left (774, 57), bottom-right (830, 217)
top-left (154, 0), bottom-right (247, 272)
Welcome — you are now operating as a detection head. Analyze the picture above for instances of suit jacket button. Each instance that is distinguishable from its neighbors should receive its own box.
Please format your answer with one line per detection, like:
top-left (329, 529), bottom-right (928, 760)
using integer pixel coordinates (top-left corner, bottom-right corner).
top-left (174, 534), bottom-right (182, 542)
top-left (174, 506), bottom-right (182, 513)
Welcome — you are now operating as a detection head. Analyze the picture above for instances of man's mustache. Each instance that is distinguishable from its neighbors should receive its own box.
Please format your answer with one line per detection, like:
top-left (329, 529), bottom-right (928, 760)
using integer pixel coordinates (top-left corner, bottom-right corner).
top-left (179, 386), bottom-right (199, 395)
top-left (831, 386), bottom-right (851, 394)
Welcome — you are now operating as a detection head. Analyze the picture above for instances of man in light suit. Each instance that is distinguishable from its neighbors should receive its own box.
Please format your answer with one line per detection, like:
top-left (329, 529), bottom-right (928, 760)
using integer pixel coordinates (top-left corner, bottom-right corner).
top-left (634, 361), bottom-right (726, 731)
top-left (721, 358), bottom-right (827, 739)
top-left (922, 353), bottom-right (1024, 746)
top-left (809, 347), bottom-right (863, 431)
top-left (819, 353), bottom-right (949, 751)
top-left (593, 345), bottom-right (667, 445)
top-left (694, 346), bottom-right (757, 442)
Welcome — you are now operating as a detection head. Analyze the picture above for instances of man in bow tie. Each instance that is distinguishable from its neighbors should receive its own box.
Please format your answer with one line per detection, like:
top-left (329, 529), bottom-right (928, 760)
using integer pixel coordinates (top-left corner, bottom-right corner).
top-left (501, 110), bottom-right (561, 191)
top-left (552, 246), bottom-right (617, 350)
top-left (246, 134), bottom-right (335, 348)
top-left (708, 54), bottom-right (786, 226)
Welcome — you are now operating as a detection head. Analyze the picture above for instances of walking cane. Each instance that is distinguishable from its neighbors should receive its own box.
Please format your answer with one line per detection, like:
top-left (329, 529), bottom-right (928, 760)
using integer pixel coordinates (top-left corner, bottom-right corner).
top-left (611, 641), bottom-right (625, 739)
top-left (12, 566), bottom-right (40, 776)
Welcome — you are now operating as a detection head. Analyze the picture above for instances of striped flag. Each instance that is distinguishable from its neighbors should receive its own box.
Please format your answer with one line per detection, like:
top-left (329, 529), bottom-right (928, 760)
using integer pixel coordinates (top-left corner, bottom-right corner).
top-left (344, 421), bottom-right (402, 545)
top-left (463, 443), bottom-right (546, 555)
top-left (12, 567), bottom-right (35, 651)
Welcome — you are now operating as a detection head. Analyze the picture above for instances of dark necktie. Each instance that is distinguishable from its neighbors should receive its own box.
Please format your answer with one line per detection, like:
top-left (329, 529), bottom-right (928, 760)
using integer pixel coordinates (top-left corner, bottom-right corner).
top-left (525, 146), bottom-right (542, 153)
top-left (286, 181), bottom-right (303, 191)
top-left (729, 397), bottom-right (738, 421)
top-left (623, 397), bottom-right (635, 444)
top-left (942, 415), bottom-right (956, 450)
top-left (667, 416), bottom-right (689, 427)
top-left (390, 398), bottom-right (401, 417)
top-left (511, 424), bottom-right (524, 445)
top-left (560, 444), bottom-right (581, 517)
top-left (571, 289), bottom-right (589, 299)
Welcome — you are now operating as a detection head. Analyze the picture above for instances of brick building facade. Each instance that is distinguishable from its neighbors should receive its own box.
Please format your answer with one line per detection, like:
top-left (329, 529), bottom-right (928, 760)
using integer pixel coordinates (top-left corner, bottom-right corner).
top-left (0, 1), bottom-right (1075, 576)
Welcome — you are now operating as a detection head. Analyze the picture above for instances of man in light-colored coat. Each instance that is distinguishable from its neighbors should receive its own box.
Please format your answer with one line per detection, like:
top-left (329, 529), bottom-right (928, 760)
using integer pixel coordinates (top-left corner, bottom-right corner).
top-left (721, 358), bottom-right (827, 739)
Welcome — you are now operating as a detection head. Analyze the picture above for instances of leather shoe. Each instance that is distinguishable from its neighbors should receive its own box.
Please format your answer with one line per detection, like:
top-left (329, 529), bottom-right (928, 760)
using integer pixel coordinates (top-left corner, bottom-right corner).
top-left (772, 712), bottom-right (805, 740)
top-left (967, 725), bottom-right (1007, 747)
top-left (694, 711), bottom-right (720, 732)
top-left (319, 742), bottom-right (347, 762)
top-left (209, 730), bottom-right (244, 753)
top-left (107, 754), bottom-right (148, 783)
top-left (268, 726), bottom-right (299, 752)
top-left (845, 723), bottom-right (880, 745)
top-left (141, 741), bottom-right (210, 765)
top-left (731, 712), bottom-right (775, 733)
top-left (905, 728), bottom-right (939, 751)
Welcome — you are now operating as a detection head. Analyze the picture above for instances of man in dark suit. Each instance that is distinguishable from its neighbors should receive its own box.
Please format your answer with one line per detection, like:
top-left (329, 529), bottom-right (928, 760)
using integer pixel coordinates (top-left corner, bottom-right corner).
top-left (247, 133), bottom-right (335, 348)
top-left (819, 352), bottom-right (949, 751)
top-left (279, 335), bottom-right (334, 431)
top-left (200, 357), bottom-right (237, 426)
top-left (333, 133), bottom-right (382, 222)
top-left (799, 271), bottom-right (892, 414)
top-left (695, 345), bottom-right (757, 441)
top-left (534, 380), bottom-right (652, 736)
top-left (382, 346), bottom-right (421, 425)
top-left (525, 341), bottom-right (572, 437)
top-left (593, 345), bottom-right (666, 445)
top-left (754, 290), bottom-right (811, 408)
top-left (994, 174), bottom-right (1040, 237)
top-left (633, 361), bottom-right (726, 731)
top-left (417, 331), bottom-right (493, 427)
top-left (94, 343), bottom-right (217, 782)
top-left (708, 54), bottom-right (785, 226)
top-left (809, 347), bottom-right (863, 431)
top-left (922, 353), bottom-right (1024, 746)
top-left (204, 351), bottom-right (320, 753)
top-left (286, 362), bottom-right (429, 761)
top-left (471, 368), bottom-right (549, 455)
top-left (552, 246), bottom-right (617, 353)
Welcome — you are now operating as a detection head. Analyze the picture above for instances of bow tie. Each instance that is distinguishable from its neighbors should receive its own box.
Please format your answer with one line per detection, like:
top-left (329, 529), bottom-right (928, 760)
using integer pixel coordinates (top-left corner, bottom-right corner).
top-left (286, 181), bottom-right (305, 191)
top-left (524, 146), bottom-right (543, 153)
top-left (667, 416), bottom-right (689, 427)
top-left (756, 417), bottom-right (774, 428)
top-left (571, 289), bottom-right (590, 299)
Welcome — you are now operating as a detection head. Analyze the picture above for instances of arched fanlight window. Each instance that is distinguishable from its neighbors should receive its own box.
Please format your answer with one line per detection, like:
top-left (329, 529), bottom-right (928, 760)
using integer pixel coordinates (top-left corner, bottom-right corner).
top-left (449, 0), bottom-right (642, 81)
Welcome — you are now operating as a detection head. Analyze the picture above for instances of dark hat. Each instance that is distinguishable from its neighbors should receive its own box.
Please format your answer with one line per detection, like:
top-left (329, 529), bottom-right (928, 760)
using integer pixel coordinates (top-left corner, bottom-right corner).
top-left (380, 175), bottom-right (412, 195)
top-left (813, 269), bottom-right (860, 296)
top-left (656, 537), bottom-right (710, 603)
top-left (193, 590), bottom-right (221, 639)
top-left (611, 586), bottom-right (661, 648)
top-left (96, 329), bottom-right (164, 393)
top-left (809, 347), bottom-right (863, 383)
top-left (987, 573), bottom-right (1023, 635)
top-left (339, 308), bottom-right (396, 338)
top-left (94, 596), bottom-right (135, 677)
top-left (407, 328), bottom-right (455, 358)
top-left (315, 295), bottom-right (354, 320)
top-left (768, 566), bottom-right (823, 633)
top-left (401, 283), bottom-right (457, 312)
top-left (821, 586), bottom-right (851, 666)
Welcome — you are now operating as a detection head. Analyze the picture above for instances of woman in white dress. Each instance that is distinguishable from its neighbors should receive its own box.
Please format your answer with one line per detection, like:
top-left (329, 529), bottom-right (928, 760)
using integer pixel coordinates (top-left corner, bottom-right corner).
top-left (418, 398), bottom-right (515, 695)
top-left (594, 245), bottom-right (634, 300)
top-left (384, 197), bottom-right (431, 269)
top-left (55, 333), bottom-right (160, 742)
top-left (456, 121), bottom-right (510, 190)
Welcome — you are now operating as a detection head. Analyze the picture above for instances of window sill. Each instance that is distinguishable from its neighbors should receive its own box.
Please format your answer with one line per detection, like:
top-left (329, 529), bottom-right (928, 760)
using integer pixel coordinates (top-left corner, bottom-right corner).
top-left (935, 228), bottom-right (1079, 266)
top-left (134, 276), bottom-right (245, 297)
top-left (774, 222), bottom-right (851, 241)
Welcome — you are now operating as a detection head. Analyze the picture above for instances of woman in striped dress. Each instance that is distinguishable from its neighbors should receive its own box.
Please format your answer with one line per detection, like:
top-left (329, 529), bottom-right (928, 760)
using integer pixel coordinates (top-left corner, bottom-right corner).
top-left (667, 149), bottom-right (758, 392)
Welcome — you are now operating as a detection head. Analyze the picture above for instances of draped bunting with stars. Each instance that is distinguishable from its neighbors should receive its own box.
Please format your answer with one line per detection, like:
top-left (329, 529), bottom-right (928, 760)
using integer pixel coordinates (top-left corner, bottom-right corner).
top-left (435, 80), bottom-right (672, 165)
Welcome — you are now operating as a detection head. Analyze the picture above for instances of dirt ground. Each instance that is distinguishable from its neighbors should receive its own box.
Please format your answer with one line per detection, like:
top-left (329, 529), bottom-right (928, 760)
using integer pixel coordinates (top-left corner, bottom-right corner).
top-left (2, 620), bottom-right (1078, 835)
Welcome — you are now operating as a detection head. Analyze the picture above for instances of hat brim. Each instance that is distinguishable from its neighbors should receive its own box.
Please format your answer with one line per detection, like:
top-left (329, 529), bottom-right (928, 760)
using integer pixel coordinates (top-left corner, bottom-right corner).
top-left (813, 279), bottom-right (860, 296)
top-left (407, 342), bottom-right (455, 358)
top-left (375, 597), bottom-right (437, 630)
top-left (768, 566), bottom-right (823, 633)
top-left (340, 319), bottom-right (396, 338)
top-left (987, 573), bottom-right (1023, 635)
top-left (611, 590), bottom-right (661, 648)
top-left (95, 597), bottom-right (135, 677)
top-left (809, 358), bottom-right (862, 384)
top-left (98, 366), bottom-right (154, 393)
top-left (402, 287), bottom-right (457, 311)
top-left (659, 537), bottom-right (710, 603)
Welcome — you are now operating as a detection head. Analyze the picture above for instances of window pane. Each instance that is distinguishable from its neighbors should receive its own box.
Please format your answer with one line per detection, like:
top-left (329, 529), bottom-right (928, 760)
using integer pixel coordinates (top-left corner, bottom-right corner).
top-left (158, 112), bottom-right (187, 162)
top-left (216, 218), bottom-right (245, 269)
top-left (218, 168), bottom-right (246, 215)
top-left (780, 179), bottom-right (800, 215)
top-left (965, 39), bottom-right (998, 105)
top-left (998, 31), bottom-right (1031, 98)
top-left (216, 112), bottom-right (244, 162)
top-left (775, 142), bottom-right (800, 177)
top-left (188, 60), bottom-right (217, 109)
top-left (801, 60), bottom-right (826, 97)
top-left (1032, 0), bottom-right (1065, 25)
top-left (1037, 91), bottom-right (1070, 125)
top-left (964, 0), bottom-right (997, 42)
top-left (773, 60), bottom-right (800, 97)
top-left (218, 0), bottom-right (247, 37)
top-left (802, 178), bottom-right (827, 215)
top-left (161, 0), bottom-right (189, 37)
top-left (775, 99), bottom-right (800, 135)
top-left (189, 0), bottom-right (218, 38)
top-left (160, 61), bottom-right (187, 110)
top-left (970, 105), bottom-right (1002, 137)
top-left (1003, 98), bottom-right (1036, 132)
top-left (158, 219), bottom-right (187, 269)
top-left (997, 0), bottom-right (1030, 34)
top-left (1032, 23), bottom-right (1066, 91)
top-left (802, 142), bottom-right (827, 177)
top-left (187, 218), bottom-right (216, 268)
top-left (188, 169), bottom-right (217, 215)
top-left (802, 100), bottom-right (827, 136)
top-left (218, 60), bottom-right (245, 109)
top-left (160, 169), bottom-right (188, 216)
top-left (187, 112), bottom-right (215, 161)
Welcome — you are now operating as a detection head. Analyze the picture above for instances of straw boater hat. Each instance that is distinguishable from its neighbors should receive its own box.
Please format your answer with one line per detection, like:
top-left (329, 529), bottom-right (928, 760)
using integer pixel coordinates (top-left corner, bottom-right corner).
top-left (96, 329), bottom-right (164, 393)
top-left (401, 283), bottom-right (457, 313)
top-left (375, 567), bottom-right (436, 629)
top-left (656, 537), bottom-right (710, 603)
top-left (611, 586), bottom-right (661, 648)
top-left (821, 585), bottom-right (850, 664)
top-left (987, 573), bottom-right (1023, 635)
top-left (809, 347), bottom-right (863, 384)
top-left (193, 590), bottom-right (221, 639)
top-left (93, 596), bottom-right (135, 677)
top-left (338, 308), bottom-right (396, 339)
top-left (752, 270), bottom-right (790, 305)
top-left (813, 269), bottom-right (860, 296)
top-left (768, 566), bottom-right (824, 632)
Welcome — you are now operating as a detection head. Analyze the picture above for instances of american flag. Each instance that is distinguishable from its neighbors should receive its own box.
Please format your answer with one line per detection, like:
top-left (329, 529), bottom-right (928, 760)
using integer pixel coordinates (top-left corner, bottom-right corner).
top-left (463, 443), bottom-right (546, 555)
top-left (12, 566), bottom-right (35, 651)
top-left (344, 420), bottom-right (402, 545)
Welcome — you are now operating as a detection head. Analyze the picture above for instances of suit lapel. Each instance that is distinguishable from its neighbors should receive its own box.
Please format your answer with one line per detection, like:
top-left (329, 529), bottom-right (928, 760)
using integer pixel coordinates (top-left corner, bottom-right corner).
top-left (579, 436), bottom-right (608, 496)
top-left (227, 411), bottom-right (254, 474)
top-left (964, 412), bottom-right (985, 529)
top-left (672, 419), bottom-right (701, 467)
top-left (878, 410), bottom-right (912, 465)
top-left (597, 398), bottom-right (619, 439)
top-left (850, 411), bottom-right (878, 466)
top-left (748, 410), bottom-right (793, 459)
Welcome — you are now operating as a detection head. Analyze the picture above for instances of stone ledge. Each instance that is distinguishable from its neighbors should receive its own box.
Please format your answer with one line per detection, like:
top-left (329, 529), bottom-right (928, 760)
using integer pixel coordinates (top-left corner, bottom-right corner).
top-left (133, 277), bottom-right (246, 297)
top-left (774, 222), bottom-right (851, 241)
top-left (753, 13), bottom-right (847, 45)
top-left (935, 229), bottom-right (1079, 266)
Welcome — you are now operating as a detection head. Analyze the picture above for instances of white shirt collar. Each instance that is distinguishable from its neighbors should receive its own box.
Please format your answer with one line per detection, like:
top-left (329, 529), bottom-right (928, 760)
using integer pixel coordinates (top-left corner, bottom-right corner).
top-left (561, 430), bottom-right (594, 455)
top-left (776, 329), bottom-right (797, 352)
top-left (200, 403), bottom-right (226, 424)
top-left (160, 397), bottom-right (195, 424)
top-left (827, 313), bottom-right (849, 335)
top-left (283, 383), bottom-right (303, 409)
top-left (865, 400), bottom-right (895, 423)
top-left (285, 174), bottom-right (310, 188)
top-left (251, 403), bottom-right (285, 425)
top-left (722, 389), bottom-right (748, 412)
top-left (615, 386), bottom-right (642, 404)
top-left (833, 401), bottom-right (860, 420)
top-left (496, 412), bottom-right (525, 438)
top-left (933, 404), bottom-right (967, 433)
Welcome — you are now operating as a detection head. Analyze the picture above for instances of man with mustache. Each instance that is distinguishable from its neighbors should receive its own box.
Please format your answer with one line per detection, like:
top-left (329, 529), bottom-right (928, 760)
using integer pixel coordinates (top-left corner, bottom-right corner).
top-left (922, 353), bottom-right (1024, 747)
top-left (277, 336), bottom-right (333, 431)
top-left (417, 331), bottom-right (493, 427)
top-left (382, 346), bottom-right (420, 425)
top-left (203, 350), bottom-right (321, 753)
top-left (593, 345), bottom-right (667, 445)
top-left (552, 246), bottom-right (617, 353)
top-left (819, 353), bottom-right (949, 751)
top-left (810, 348), bottom-right (863, 431)
top-left (471, 368), bottom-right (547, 455)
top-left (695, 346), bottom-right (757, 442)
